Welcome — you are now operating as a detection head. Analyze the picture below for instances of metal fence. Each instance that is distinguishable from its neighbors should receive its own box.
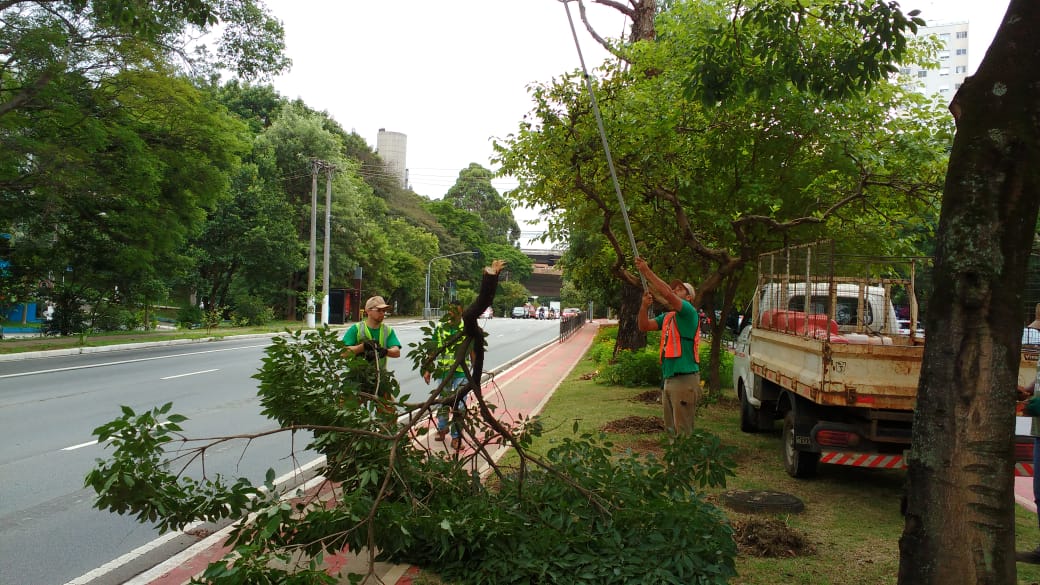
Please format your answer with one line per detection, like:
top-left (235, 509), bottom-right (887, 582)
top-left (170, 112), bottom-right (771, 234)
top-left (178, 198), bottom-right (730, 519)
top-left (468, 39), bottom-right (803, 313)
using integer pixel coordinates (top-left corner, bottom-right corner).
top-left (558, 312), bottom-right (586, 341)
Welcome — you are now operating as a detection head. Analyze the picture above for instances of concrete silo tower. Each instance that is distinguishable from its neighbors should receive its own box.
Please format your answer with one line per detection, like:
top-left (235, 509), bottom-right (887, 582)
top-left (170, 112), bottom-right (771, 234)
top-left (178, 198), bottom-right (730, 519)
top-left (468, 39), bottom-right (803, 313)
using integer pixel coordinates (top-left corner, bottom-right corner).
top-left (376, 128), bottom-right (408, 189)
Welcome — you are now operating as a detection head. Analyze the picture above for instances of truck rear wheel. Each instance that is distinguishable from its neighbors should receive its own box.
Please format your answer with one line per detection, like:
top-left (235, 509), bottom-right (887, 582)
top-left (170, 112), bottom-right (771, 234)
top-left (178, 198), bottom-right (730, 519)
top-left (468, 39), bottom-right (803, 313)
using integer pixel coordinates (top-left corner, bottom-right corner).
top-left (783, 411), bottom-right (819, 478)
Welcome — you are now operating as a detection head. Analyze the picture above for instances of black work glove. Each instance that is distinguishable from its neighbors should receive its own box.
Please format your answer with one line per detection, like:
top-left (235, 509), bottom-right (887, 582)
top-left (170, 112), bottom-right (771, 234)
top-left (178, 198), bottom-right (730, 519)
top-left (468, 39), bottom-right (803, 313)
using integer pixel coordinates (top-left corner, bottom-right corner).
top-left (375, 346), bottom-right (388, 358)
top-left (361, 339), bottom-right (379, 361)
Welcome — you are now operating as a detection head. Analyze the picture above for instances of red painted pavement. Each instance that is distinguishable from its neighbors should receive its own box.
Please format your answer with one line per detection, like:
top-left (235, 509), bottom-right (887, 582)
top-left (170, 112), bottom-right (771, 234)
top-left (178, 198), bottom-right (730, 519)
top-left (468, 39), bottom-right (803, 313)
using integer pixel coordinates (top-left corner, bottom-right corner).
top-left (1017, 476), bottom-right (1037, 514)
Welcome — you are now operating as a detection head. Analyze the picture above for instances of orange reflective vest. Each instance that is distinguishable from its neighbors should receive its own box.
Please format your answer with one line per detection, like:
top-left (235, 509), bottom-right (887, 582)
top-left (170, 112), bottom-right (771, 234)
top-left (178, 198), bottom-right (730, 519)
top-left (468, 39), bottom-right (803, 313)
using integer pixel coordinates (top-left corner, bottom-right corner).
top-left (659, 311), bottom-right (700, 364)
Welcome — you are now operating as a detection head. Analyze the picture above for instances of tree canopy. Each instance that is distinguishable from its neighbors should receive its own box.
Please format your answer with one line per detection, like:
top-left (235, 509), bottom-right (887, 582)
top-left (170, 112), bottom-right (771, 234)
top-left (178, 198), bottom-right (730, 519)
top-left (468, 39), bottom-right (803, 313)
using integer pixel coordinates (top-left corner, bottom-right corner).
top-left (444, 163), bottom-right (521, 246)
top-left (496, 0), bottom-right (949, 386)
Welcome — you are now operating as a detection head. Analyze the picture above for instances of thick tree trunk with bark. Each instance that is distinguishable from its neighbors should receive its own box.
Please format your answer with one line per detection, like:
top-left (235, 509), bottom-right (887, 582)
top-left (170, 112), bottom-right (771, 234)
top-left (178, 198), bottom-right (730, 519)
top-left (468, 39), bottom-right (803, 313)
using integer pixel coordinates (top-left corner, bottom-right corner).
top-left (628, 0), bottom-right (656, 42)
top-left (614, 279), bottom-right (647, 353)
top-left (898, 2), bottom-right (1040, 583)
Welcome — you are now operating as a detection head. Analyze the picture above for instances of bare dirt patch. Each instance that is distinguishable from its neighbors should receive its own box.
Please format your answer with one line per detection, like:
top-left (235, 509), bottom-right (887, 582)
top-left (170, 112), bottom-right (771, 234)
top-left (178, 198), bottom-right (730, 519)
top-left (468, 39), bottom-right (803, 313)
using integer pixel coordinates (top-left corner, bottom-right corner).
top-left (630, 389), bottom-right (661, 404)
top-left (624, 437), bottom-right (664, 456)
top-left (732, 517), bottom-right (816, 558)
top-left (601, 415), bottom-right (665, 434)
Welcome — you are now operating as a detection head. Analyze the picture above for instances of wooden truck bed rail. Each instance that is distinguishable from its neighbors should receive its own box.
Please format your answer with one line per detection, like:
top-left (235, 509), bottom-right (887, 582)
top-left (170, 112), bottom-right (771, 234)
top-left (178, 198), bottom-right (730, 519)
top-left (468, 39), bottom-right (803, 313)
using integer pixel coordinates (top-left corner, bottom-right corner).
top-left (749, 328), bottom-right (923, 411)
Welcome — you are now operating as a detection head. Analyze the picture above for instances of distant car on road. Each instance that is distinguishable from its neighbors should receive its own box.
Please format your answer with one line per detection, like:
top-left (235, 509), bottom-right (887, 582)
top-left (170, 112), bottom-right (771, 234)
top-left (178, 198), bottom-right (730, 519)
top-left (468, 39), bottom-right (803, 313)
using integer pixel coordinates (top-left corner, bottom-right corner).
top-left (511, 306), bottom-right (527, 319)
top-left (561, 307), bottom-right (581, 319)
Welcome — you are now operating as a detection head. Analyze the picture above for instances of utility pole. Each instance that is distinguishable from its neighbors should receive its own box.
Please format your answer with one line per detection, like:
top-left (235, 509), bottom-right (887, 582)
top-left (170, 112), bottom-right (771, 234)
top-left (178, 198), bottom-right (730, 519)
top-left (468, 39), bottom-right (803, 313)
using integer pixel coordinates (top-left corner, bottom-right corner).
top-left (321, 163), bottom-right (335, 325)
top-left (306, 159), bottom-right (319, 328)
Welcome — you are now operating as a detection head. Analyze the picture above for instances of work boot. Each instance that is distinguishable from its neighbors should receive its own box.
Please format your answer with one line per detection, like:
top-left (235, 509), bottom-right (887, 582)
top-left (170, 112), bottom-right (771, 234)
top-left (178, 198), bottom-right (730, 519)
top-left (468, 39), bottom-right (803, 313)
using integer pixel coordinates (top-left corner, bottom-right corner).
top-left (434, 428), bottom-right (447, 442)
top-left (1016, 545), bottom-right (1040, 564)
top-left (450, 437), bottom-right (462, 450)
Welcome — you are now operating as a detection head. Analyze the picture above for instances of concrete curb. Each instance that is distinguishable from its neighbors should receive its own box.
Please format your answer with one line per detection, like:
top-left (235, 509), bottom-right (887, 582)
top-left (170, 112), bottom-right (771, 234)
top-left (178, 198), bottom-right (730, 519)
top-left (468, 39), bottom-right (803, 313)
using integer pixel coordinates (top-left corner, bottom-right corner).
top-left (0, 333), bottom-right (287, 362)
top-left (0, 319), bottom-right (434, 363)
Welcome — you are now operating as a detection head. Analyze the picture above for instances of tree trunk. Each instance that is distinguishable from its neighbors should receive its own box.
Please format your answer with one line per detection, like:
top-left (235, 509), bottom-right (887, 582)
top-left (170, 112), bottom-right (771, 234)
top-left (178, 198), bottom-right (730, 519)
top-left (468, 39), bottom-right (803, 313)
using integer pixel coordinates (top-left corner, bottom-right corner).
top-left (702, 274), bottom-right (740, 398)
top-left (898, 3), bottom-right (1040, 583)
top-left (628, 0), bottom-right (656, 42)
top-left (286, 272), bottom-right (299, 320)
top-left (614, 279), bottom-right (647, 353)
top-left (696, 287), bottom-right (721, 393)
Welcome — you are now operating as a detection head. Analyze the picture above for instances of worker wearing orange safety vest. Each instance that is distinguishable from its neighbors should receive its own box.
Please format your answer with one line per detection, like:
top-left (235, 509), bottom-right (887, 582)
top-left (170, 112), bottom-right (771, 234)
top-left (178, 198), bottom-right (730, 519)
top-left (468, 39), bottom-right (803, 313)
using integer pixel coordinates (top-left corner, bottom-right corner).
top-left (635, 257), bottom-right (701, 435)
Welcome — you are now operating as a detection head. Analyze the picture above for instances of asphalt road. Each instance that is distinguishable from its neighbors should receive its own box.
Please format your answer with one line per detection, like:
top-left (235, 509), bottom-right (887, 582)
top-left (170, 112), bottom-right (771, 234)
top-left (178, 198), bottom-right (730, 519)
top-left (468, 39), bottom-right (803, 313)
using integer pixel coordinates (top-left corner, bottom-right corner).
top-left (0, 317), bottom-right (560, 585)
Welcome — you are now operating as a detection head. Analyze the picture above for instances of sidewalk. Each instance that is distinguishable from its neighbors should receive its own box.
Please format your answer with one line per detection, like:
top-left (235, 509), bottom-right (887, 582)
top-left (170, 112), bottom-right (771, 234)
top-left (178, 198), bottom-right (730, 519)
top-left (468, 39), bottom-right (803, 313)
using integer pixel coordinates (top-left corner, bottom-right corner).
top-left (129, 320), bottom-right (602, 585)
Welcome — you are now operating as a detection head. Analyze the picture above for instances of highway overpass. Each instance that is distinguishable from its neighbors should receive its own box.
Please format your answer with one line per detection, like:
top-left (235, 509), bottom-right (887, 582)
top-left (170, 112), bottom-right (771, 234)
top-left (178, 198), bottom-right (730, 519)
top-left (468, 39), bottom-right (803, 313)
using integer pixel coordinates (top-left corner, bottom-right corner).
top-left (519, 247), bottom-right (563, 299)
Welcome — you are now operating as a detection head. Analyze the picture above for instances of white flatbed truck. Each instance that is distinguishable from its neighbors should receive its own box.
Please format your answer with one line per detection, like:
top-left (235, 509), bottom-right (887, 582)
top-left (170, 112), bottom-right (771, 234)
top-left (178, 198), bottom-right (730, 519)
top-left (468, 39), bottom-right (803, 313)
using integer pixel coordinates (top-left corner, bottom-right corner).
top-left (732, 242), bottom-right (1036, 477)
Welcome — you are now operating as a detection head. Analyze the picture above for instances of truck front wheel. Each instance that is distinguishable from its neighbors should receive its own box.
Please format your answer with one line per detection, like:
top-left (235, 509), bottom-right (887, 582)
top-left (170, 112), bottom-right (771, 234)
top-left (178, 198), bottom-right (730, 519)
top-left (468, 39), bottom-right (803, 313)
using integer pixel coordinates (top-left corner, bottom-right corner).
top-left (782, 411), bottom-right (820, 478)
top-left (739, 386), bottom-right (758, 433)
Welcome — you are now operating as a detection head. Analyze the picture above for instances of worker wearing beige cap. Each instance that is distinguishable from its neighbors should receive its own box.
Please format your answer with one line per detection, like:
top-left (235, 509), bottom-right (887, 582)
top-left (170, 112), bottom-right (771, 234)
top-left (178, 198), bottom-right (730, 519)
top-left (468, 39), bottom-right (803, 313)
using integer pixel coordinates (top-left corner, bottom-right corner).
top-left (634, 257), bottom-right (701, 435)
top-left (342, 295), bottom-right (402, 367)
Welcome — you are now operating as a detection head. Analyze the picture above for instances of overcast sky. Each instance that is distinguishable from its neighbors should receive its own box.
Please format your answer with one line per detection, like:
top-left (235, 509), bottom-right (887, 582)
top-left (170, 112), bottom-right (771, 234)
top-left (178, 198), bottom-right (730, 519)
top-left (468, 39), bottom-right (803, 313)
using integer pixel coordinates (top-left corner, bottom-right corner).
top-left (263, 0), bottom-right (1011, 248)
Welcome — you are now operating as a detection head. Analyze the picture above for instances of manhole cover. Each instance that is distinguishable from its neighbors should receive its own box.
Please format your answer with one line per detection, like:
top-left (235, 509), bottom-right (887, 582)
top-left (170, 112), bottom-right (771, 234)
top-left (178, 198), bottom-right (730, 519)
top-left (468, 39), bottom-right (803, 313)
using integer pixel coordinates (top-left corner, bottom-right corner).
top-left (720, 489), bottom-right (805, 514)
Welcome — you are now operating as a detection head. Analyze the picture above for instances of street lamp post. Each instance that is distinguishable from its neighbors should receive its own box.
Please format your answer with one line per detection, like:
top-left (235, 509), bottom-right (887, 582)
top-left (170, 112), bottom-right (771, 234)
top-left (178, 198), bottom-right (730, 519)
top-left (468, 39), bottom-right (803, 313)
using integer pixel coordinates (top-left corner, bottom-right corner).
top-left (425, 251), bottom-right (478, 320)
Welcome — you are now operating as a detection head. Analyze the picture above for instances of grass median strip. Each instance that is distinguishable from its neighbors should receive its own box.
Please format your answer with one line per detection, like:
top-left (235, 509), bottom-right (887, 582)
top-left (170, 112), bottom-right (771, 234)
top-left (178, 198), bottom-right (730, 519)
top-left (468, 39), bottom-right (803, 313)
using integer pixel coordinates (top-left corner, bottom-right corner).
top-left (430, 353), bottom-right (1040, 585)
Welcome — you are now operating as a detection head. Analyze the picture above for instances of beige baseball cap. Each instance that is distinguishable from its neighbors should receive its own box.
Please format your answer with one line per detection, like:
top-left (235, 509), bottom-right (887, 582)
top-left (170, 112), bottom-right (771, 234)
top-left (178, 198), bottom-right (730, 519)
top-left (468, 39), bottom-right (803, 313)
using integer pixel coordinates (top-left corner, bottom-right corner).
top-left (365, 296), bottom-right (391, 311)
top-left (669, 279), bottom-right (696, 298)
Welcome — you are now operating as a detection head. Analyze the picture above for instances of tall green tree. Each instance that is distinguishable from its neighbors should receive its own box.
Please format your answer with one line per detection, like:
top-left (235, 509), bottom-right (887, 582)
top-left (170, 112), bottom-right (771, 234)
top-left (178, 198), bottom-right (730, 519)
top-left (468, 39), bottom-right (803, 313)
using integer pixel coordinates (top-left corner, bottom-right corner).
top-left (253, 103), bottom-right (356, 317)
top-left (0, 0), bottom-right (288, 118)
top-left (496, 0), bottom-right (947, 391)
top-left (1, 0), bottom-right (288, 323)
top-left (179, 81), bottom-right (299, 312)
top-left (5, 69), bottom-right (251, 322)
top-left (443, 163), bottom-right (521, 246)
top-left (423, 199), bottom-right (533, 310)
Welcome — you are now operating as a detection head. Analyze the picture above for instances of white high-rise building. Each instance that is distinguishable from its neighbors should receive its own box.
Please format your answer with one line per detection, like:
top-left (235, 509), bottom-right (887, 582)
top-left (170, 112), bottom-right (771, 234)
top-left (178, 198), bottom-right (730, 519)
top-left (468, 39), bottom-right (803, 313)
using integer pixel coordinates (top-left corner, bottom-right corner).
top-left (376, 129), bottom-right (407, 189)
top-left (901, 21), bottom-right (970, 98)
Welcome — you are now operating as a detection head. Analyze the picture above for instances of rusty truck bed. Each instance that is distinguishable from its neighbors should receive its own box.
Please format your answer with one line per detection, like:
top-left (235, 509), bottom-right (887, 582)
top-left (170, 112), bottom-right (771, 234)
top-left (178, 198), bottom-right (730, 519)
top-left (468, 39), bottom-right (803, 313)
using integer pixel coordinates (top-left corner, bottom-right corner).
top-left (749, 328), bottom-right (924, 411)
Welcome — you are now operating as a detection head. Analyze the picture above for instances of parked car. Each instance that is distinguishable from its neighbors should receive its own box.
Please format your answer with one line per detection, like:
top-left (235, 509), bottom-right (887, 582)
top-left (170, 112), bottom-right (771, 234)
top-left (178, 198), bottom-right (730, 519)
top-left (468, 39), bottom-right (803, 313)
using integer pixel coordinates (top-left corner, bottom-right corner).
top-left (511, 306), bottom-right (527, 319)
top-left (561, 307), bottom-right (581, 319)
top-left (897, 319), bottom-right (923, 336)
top-left (481, 307), bottom-right (494, 319)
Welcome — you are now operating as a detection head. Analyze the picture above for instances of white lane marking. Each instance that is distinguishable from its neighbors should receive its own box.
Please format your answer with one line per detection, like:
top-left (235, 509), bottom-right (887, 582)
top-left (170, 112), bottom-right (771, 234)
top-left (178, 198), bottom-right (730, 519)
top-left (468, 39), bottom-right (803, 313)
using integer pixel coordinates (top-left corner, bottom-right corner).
top-left (161, 368), bottom-right (218, 380)
top-left (0, 344), bottom-right (268, 379)
top-left (61, 440), bottom-right (98, 451)
top-left (61, 420), bottom-right (175, 451)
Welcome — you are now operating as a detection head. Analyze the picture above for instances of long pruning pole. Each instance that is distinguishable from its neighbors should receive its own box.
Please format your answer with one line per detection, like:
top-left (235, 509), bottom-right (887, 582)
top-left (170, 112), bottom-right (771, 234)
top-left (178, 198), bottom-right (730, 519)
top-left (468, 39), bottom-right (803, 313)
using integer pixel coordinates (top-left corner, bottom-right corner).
top-left (559, 0), bottom-right (646, 290)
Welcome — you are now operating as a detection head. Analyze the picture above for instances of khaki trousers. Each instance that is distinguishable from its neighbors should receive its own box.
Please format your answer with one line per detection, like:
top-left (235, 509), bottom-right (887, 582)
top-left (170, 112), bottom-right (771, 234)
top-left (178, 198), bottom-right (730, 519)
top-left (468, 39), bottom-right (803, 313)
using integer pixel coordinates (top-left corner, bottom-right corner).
top-left (663, 372), bottom-right (701, 435)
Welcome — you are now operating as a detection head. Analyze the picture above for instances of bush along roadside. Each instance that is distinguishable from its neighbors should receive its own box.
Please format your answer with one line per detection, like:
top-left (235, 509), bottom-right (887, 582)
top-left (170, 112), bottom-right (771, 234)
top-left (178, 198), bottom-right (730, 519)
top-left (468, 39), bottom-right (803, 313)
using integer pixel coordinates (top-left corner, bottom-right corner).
top-left (588, 325), bottom-right (733, 394)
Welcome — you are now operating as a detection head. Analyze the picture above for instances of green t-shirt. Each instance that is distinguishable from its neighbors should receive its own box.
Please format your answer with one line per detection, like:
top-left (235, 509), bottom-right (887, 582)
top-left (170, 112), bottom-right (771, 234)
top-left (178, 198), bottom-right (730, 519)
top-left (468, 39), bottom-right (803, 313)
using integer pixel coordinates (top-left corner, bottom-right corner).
top-left (342, 322), bottom-right (401, 369)
top-left (653, 300), bottom-right (700, 379)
